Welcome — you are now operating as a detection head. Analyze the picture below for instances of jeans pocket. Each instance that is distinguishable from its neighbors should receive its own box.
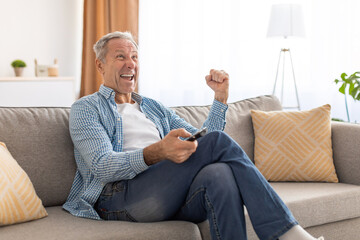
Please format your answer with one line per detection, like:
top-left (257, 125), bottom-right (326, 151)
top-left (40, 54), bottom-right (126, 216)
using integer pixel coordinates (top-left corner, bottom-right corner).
top-left (95, 181), bottom-right (133, 221)
top-left (113, 181), bottom-right (127, 192)
top-left (98, 209), bottom-right (137, 222)
top-left (101, 181), bottom-right (127, 196)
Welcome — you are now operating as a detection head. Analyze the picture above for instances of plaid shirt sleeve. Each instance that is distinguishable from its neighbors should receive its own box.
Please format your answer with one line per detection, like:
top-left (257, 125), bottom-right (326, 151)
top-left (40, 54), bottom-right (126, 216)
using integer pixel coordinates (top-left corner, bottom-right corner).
top-left (202, 99), bottom-right (228, 132)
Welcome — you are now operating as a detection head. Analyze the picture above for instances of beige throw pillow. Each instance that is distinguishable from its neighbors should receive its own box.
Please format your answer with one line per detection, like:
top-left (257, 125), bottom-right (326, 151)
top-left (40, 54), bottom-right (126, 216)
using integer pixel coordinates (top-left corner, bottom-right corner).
top-left (250, 105), bottom-right (338, 182)
top-left (0, 142), bottom-right (48, 225)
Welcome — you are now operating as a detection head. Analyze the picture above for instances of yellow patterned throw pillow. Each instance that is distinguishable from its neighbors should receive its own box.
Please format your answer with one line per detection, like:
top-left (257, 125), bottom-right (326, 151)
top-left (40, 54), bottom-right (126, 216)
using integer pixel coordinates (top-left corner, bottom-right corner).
top-left (251, 105), bottom-right (338, 182)
top-left (0, 142), bottom-right (48, 225)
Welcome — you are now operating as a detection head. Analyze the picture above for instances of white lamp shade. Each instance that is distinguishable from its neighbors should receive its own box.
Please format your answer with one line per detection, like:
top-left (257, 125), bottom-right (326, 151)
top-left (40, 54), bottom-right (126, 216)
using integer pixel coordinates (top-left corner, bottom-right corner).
top-left (267, 4), bottom-right (305, 38)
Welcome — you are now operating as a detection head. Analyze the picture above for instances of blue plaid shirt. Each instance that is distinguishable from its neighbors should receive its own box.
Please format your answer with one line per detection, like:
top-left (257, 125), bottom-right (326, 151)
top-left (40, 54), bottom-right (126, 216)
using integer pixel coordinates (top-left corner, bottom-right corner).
top-left (63, 85), bottom-right (228, 220)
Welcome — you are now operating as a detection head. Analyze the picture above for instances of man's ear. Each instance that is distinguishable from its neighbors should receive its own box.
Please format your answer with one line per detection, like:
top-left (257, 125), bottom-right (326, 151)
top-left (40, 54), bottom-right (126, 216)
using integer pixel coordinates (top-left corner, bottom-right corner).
top-left (95, 59), bottom-right (105, 75)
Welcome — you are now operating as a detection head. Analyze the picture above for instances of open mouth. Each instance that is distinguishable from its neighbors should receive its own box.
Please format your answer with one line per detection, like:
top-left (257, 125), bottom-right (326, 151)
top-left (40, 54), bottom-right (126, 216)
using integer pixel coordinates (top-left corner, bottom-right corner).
top-left (120, 74), bottom-right (135, 80)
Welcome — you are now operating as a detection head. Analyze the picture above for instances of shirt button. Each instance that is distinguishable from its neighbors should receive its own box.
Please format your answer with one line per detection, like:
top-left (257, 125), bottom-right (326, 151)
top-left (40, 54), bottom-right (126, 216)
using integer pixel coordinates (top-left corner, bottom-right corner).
top-left (118, 140), bottom-right (121, 143)
top-left (118, 118), bottom-right (120, 121)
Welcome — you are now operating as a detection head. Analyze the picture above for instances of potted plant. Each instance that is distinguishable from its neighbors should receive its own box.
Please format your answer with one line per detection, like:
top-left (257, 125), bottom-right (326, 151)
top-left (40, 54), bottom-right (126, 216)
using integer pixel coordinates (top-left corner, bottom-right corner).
top-left (334, 71), bottom-right (360, 122)
top-left (11, 59), bottom-right (27, 77)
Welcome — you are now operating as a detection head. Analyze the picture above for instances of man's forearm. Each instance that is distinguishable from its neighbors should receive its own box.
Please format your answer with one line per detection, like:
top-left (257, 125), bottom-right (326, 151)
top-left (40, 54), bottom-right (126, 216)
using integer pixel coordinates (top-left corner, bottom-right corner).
top-left (215, 92), bottom-right (228, 104)
top-left (143, 142), bottom-right (164, 166)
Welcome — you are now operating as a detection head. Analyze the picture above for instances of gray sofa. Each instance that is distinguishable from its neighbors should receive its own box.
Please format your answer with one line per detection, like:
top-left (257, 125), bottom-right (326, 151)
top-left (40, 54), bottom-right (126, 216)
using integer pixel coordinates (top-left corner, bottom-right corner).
top-left (1, 95), bottom-right (360, 240)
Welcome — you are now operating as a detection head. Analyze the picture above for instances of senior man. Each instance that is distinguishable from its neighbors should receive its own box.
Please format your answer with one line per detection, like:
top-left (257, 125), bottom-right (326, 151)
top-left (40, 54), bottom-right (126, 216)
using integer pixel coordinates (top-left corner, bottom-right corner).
top-left (63, 32), bottom-right (324, 240)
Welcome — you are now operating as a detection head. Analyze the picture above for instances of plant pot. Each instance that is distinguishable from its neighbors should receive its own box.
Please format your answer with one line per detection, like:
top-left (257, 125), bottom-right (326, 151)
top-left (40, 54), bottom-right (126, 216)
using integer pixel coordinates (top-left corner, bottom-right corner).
top-left (14, 67), bottom-right (24, 77)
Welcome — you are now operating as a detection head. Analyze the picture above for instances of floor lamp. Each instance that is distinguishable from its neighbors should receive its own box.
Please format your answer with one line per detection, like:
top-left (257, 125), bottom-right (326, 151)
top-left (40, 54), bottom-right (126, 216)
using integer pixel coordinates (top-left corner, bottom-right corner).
top-left (267, 4), bottom-right (305, 110)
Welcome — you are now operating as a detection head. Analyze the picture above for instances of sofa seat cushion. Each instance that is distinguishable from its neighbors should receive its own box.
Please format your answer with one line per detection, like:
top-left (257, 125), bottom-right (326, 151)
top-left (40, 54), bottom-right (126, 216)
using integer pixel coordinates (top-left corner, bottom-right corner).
top-left (0, 206), bottom-right (202, 240)
top-left (271, 182), bottom-right (360, 228)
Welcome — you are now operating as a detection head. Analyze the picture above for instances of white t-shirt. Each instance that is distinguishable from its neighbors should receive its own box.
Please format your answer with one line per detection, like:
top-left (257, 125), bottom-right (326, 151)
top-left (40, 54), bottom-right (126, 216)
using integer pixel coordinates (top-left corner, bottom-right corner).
top-left (117, 102), bottom-right (161, 152)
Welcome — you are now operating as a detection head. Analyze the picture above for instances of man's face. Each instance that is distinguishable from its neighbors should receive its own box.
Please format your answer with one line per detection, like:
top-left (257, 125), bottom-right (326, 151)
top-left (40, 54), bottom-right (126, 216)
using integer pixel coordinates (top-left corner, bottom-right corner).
top-left (97, 38), bottom-right (138, 95)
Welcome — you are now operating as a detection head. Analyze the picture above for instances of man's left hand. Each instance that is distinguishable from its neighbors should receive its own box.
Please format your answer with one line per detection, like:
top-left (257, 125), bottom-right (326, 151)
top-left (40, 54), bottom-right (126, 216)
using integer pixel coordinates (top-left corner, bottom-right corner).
top-left (205, 69), bottom-right (229, 104)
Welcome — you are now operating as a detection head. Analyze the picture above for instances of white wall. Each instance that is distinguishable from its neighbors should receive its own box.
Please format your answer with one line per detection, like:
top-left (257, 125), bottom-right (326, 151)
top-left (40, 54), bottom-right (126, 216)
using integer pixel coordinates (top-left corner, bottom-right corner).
top-left (0, 0), bottom-right (83, 96)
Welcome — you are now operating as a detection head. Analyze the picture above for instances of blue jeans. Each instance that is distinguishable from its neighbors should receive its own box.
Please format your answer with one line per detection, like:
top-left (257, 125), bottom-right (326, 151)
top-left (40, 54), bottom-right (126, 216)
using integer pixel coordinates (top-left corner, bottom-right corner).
top-left (94, 131), bottom-right (297, 240)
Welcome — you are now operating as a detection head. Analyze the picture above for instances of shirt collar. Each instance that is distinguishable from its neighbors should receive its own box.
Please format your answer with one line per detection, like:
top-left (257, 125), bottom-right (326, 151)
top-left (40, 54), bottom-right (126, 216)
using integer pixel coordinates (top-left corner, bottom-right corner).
top-left (99, 84), bottom-right (143, 104)
top-left (131, 92), bottom-right (143, 105)
top-left (99, 85), bottom-right (114, 99)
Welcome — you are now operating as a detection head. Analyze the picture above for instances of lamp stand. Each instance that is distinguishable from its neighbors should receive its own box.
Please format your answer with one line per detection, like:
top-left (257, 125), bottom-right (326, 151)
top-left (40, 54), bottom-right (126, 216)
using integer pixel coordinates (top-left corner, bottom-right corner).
top-left (272, 48), bottom-right (301, 110)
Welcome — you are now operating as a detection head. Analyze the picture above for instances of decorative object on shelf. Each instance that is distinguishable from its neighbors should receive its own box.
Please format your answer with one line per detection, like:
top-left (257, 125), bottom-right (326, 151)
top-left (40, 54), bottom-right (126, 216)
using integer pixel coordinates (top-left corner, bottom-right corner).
top-left (334, 71), bottom-right (360, 122)
top-left (11, 59), bottom-right (27, 77)
top-left (267, 4), bottom-right (305, 110)
top-left (48, 59), bottom-right (59, 77)
top-left (35, 59), bottom-right (59, 77)
top-left (34, 59), bottom-right (48, 77)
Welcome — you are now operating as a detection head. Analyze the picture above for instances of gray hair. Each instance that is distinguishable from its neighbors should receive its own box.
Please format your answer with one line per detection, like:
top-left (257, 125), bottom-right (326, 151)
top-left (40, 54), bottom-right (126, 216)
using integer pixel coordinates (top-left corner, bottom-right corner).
top-left (93, 31), bottom-right (138, 62)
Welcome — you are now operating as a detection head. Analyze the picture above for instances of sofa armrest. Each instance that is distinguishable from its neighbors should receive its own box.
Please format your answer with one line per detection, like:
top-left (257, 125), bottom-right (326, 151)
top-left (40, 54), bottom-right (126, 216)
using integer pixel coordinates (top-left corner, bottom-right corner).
top-left (332, 121), bottom-right (360, 185)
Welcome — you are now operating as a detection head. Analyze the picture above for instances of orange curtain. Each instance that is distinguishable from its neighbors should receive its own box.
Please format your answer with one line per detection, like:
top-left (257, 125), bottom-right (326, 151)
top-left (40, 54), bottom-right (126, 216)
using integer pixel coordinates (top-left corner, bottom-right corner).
top-left (80, 0), bottom-right (139, 97)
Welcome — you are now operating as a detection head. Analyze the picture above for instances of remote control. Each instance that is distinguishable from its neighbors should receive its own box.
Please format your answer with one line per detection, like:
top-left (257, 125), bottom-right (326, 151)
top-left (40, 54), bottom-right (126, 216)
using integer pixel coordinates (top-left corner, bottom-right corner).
top-left (186, 127), bottom-right (207, 141)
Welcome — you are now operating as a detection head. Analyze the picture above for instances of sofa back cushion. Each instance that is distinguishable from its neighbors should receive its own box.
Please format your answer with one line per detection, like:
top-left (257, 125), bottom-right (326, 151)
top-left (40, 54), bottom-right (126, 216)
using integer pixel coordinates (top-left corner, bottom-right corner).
top-left (0, 108), bottom-right (75, 207)
top-left (172, 95), bottom-right (282, 161)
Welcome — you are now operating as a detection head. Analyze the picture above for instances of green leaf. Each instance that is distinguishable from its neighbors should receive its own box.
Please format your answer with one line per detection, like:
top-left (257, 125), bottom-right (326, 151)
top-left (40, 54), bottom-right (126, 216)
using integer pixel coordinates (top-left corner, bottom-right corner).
top-left (353, 72), bottom-right (360, 78)
top-left (339, 83), bottom-right (346, 94)
top-left (341, 73), bottom-right (348, 81)
top-left (331, 118), bottom-right (345, 122)
top-left (356, 80), bottom-right (360, 87)
top-left (348, 74), bottom-right (358, 82)
top-left (334, 79), bottom-right (340, 84)
top-left (349, 82), bottom-right (355, 94)
top-left (351, 86), bottom-right (360, 100)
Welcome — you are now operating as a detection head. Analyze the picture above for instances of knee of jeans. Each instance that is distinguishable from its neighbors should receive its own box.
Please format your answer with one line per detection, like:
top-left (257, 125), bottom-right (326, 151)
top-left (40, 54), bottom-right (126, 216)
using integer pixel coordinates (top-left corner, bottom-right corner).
top-left (206, 130), bottom-right (248, 156)
top-left (200, 130), bottom-right (224, 144)
top-left (204, 130), bottom-right (233, 144)
top-left (196, 163), bottom-right (237, 191)
top-left (206, 130), bottom-right (222, 138)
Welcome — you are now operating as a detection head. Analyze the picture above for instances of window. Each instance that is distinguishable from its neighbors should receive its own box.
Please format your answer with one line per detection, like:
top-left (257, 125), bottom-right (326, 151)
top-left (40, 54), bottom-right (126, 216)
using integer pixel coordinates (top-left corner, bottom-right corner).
top-left (139, 0), bottom-right (360, 122)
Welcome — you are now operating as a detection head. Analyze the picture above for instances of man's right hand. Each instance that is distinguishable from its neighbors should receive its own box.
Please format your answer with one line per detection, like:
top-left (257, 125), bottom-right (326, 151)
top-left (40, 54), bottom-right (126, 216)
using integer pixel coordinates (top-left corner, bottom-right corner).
top-left (143, 129), bottom-right (198, 165)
